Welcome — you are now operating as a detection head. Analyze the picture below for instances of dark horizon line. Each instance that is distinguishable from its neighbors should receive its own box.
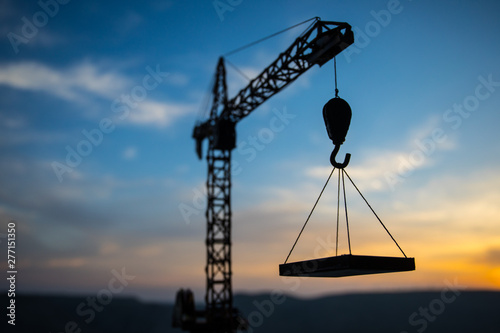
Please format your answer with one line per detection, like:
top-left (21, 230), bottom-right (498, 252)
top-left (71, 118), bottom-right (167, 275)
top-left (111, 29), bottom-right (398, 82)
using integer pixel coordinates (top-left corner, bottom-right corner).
top-left (5, 288), bottom-right (500, 304)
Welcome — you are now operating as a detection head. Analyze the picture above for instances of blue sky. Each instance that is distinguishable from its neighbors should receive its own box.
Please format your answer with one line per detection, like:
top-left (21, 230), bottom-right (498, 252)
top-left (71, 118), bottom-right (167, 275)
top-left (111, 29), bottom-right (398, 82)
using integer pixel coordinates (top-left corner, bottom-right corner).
top-left (1, 0), bottom-right (500, 303)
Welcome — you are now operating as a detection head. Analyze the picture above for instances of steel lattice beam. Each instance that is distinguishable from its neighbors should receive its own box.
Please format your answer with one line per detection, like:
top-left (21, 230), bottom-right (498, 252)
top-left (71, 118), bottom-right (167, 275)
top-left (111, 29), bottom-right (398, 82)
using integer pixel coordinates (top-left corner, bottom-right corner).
top-left (206, 146), bottom-right (233, 331)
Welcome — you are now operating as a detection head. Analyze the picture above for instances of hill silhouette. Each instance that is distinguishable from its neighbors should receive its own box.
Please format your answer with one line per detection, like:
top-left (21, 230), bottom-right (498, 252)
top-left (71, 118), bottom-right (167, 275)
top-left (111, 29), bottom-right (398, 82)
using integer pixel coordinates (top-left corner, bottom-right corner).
top-left (3, 291), bottom-right (499, 332)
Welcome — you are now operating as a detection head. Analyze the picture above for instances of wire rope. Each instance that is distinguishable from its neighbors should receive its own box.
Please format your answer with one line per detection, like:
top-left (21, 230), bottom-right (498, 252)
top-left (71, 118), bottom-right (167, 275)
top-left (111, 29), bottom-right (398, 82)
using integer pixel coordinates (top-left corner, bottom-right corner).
top-left (223, 17), bottom-right (320, 57)
top-left (284, 166), bottom-right (335, 264)
top-left (342, 169), bottom-right (352, 254)
top-left (223, 17), bottom-right (321, 88)
top-left (334, 56), bottom-right (339, 97)
top-left (196, 74), bottom-right (216, 123)
top-left (225, 58), bottom-right (251, 82)
top-left (343, 169), bottom-right (408, 258)
top-left (336, 168), bottom-right (340, 256)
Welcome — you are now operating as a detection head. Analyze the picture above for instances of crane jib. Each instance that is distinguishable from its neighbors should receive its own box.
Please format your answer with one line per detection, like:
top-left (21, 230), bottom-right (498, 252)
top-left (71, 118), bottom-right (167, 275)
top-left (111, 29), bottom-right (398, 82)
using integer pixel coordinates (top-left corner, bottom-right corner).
top-left (193, 20), bottom-right (355, 160)
top-left (225, 21), bottom-right (354, 123)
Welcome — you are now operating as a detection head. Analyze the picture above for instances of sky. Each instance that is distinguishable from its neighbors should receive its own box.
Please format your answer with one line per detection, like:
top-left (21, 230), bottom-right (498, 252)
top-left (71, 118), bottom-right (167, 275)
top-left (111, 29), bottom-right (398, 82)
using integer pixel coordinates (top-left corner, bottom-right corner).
top-left (1, 0), bottom-right (500, 305)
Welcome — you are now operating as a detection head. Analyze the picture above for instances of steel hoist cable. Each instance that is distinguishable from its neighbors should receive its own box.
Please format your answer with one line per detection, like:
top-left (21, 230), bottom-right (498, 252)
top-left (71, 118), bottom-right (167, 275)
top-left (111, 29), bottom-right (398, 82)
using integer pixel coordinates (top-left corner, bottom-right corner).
top-left (284, 167), bottom-right (408, 264)
top-left (284, 166), bottom-right (335, 264)
top-left (223, 17), bottom-right (320, 57)
top-left (343, 169), bottom-right (408, 258)
top-left (341, 169), bottom-right (352, 255)
top-left (336, 168), bottom-right (341, 256)
top-left (225, 58), bottom-right (251, 82)
top-left (334, 169), bottom-right (352, 256)
top-left (223, 17), bottom-right (321, 84)
top-left (334, 56), bottom-right (339, 98)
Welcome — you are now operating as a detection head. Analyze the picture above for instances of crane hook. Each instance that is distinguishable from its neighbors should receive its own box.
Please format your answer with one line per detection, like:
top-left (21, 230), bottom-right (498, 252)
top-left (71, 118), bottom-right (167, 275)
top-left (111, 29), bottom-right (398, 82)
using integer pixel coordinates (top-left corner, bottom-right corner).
top-left (330, 144), bottom-right (351, 169)
top-left (323, 97), bottom-right (352, 169)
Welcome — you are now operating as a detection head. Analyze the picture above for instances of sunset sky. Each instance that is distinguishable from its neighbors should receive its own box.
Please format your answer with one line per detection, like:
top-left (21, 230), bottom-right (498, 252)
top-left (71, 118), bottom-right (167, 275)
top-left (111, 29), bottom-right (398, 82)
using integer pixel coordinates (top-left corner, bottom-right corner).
top-left (1, 0), bottom-right (500, 303)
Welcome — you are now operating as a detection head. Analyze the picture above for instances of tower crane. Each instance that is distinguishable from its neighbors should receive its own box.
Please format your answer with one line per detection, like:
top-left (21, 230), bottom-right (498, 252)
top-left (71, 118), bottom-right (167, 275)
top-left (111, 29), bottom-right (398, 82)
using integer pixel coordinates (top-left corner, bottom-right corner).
top-left (173, 18), bottom-right (354, 333)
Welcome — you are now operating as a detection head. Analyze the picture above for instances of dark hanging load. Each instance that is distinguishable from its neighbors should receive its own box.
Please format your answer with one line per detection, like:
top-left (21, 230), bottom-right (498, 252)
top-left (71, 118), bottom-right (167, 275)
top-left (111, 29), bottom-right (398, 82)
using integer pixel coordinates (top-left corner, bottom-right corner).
top-left (280, 254), bottom-right (415, 278)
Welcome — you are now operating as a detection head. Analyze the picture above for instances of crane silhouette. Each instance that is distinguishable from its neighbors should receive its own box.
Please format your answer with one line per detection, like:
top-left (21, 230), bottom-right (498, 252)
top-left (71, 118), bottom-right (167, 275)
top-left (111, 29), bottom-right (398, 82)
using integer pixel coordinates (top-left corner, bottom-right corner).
top-left (173, 18), bottom-right (355, 332)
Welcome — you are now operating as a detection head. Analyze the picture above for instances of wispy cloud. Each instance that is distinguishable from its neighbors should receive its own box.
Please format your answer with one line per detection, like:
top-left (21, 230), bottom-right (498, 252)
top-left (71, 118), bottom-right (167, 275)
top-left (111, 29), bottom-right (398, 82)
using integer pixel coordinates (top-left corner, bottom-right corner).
top-left (122, 146), bottom-right (138, 160)
top-left (307, 115), bottom-right (458, 192)
top-left (0, 129), bottom-right (66, 146)
top-left (0, 60), bottom-right (196, 127)
top-left (165, 72), bottom-right (190, 86)
top-left (127, 100), bottom-right (195, 127)
top-left (401, 169), bottom-right (500, 227)
top-left (115, 11), bottom-right (143, 34)
top-left (0, 61), bottom-right (131, 101)
top-left (480, 248), bottom-right (500, 265)
top-left (0, 113), bottom-right (26, 129)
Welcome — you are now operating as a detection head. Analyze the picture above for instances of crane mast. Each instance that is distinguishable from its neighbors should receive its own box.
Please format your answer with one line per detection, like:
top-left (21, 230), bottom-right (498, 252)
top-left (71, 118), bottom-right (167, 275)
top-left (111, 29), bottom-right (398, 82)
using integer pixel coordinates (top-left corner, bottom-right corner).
top-left (174, 19), bottom-right (354, 333)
